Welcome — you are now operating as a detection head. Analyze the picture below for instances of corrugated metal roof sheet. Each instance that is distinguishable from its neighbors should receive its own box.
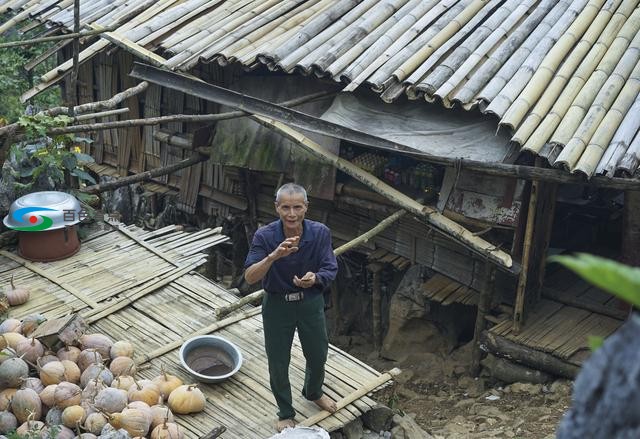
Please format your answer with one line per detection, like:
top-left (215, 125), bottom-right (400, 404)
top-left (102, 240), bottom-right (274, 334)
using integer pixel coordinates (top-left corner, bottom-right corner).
top-left (2, 0), bottom-right (640, 179)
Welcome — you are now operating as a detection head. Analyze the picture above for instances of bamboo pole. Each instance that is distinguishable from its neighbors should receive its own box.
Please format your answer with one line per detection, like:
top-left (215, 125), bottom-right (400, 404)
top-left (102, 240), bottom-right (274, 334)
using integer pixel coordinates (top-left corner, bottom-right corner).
top-left (0, 25), bottom-right (117, 48)
top-left (216, 209), bottom-right (407, 319)
top-left (513, 178), bottom-right (539, 333)
top-left (251, 115), bottom-right (513, 268)
top-left (68, 0), bottom-right (80, 117)
top-left (80, 153), bottom-right (209, 194)
top-left (299, 368), bottom-right (402, 427)
top-left (470, 262), bottom-right (495, 376)
top-left (368, 263), bottom-right (383, 353)
top-left (138, 307), bottom-right (263, 364)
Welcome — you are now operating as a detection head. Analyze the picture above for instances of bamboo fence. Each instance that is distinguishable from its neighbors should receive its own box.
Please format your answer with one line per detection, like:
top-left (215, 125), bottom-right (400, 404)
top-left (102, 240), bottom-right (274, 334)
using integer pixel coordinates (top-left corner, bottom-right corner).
top-left (0, 221), bottom-right (390, 437)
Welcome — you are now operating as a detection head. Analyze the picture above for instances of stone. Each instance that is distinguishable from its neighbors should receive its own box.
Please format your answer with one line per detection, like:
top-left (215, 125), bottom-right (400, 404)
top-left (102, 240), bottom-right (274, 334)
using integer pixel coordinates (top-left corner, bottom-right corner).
top-left (557, 314), bottom-right (640, 439)
top-left (391, 414), bottom-right (434, 439)
top-left (329, 432), bottom-right (344, 439)
top-left (550, 379), bottom-right (572, 395)
top-left (453, 398), bottom-right (476, 409)
top-left (342, 419), bottom-right (363, 439)
top-left (362, 405), bottom-right (394, 432)
top-left (506, 382), bottom-right (542, 395)
top-left (458, 376), bottom-right (485, 398)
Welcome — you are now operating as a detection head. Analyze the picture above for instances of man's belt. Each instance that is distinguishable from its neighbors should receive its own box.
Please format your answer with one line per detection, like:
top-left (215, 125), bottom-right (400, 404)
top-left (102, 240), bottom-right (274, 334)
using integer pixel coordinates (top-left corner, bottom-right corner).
top-left (284, 291), bottom-right (304, 302)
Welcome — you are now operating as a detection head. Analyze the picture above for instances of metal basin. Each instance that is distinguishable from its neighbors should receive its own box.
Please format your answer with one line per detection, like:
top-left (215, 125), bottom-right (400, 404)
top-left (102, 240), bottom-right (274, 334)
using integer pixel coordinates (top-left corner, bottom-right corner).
top-left (179, 335), bottom-right (243, 384)
top-left (3, 191), bottom-right (82, 231)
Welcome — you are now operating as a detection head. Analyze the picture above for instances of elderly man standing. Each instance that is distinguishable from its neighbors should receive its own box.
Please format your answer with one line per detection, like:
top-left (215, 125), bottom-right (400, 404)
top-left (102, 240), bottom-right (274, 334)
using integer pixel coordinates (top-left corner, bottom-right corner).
top-left (244, 183), bottom-right (338, 432)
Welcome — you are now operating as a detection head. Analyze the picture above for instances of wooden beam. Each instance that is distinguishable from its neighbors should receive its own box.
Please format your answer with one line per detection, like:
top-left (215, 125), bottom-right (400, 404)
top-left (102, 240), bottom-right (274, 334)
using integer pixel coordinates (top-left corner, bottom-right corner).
top-left (129, 63), bottom-right (640, 191)
top-left (0, 26), bottom-right (117, 49)
top-left (80, 153), bottom-right (209, 194)
top-left (470, 262), bottom-right (496, 376)
top-left (513, 179), bottom-right (539, 333)
top-left (89, 24), bottom-right (168, 67)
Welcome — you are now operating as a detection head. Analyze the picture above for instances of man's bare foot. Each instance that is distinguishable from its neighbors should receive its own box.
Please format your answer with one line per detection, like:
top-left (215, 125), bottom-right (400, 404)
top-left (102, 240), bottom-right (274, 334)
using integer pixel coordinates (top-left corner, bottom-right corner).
top-left (313, 394), bottom-right (337, 413)
top-left (276, 418), bottom-right (295, 432)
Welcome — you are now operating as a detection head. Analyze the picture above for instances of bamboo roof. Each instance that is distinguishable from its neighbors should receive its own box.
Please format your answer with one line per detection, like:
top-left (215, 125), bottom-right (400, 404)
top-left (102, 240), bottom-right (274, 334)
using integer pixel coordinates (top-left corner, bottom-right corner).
top-left (3, 0), bottom-right (640, 179)
top-left (0, 222), bottom-right (387, 437)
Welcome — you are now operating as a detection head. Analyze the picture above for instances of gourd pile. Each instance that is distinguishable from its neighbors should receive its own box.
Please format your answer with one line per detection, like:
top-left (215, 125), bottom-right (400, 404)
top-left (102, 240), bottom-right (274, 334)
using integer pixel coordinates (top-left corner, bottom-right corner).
top-left (0, 317), bottom-right (206, 438)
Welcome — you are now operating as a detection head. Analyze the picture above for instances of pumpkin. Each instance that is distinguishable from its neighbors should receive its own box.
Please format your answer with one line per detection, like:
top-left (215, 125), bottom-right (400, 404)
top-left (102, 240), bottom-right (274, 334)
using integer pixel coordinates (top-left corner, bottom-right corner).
top-left (107, 408), bottom-right (150, 437)
top-left (150, 404), bottom-right (174, 430)
top-left (0, 411), bottom-right (17, 434)
top-left (78, 434), bottom-right (98, 439)
top-left (39, 360), bottom-right (66, 385)
top-left (20, 314), bottom-right (45, 336)
top-left (81, 377), bottom-right (107, 402)
top-left (5, 276), bottom-right (29, 306)
top-left (0, 319), bottom-right (21, 334)
top-left (45, 407), bottom-right (63, 425)
top-left (152, 367), bottom-right (183, 399)
top-left (61, 404), bottom-right (86, 428)
top-left (0, 333), bottom-right (25, 350)
top-left (77, 349), bottom-right (103, 372)
top-left (150, 420), bottom-right (184, 439)
top-left (0, 357), bottom-right (28, 388)
top-left (81, 363), bottom-right (113, 387)
top-left (15, 337), bottom-right (44, 364)
top-left (80, 334), bottom-right (113, 359)
top-left (167, 384), bottom-right (206, 414)
top-left (38, 353), bottom-right (59, 366)
top-left (109, 356), bottom-right (136, 377)
top-left (39, 384), bottom-right (58, 407)
top-left (127, 401), bottom-right (153, 426)
top-left (16, 420), bottom-right (45, 436)
top-left (57, 346), bottom-right (81, 363)
top-left (61, 360), bottom-right (81, 384)
top-left (0, 389), bottom-right (15, 412)
top-left (111, 375), bottom-right (135, 391)
top-left (20, 377), bottom-right (44, 393)
top-left (128, 380), bottom-right (161, 406)
top-left (110, 341), bottom-right (135, 359)
top-left (94, 387), bottom-right (128, 414)
top-left (0, 348), bottom-right (16, 364)
top-left (44, 424), bottom-right (75, 439)
top-left (11, 388), bottom-right (42, 423)
top-left (53, 381), bottom-right (82, 408)
top-left (84, 412), bottom-right (108, 435)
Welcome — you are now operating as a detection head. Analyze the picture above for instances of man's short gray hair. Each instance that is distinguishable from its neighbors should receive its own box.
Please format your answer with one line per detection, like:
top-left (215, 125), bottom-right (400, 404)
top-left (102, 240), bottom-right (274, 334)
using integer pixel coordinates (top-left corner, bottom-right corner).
top-left (275, 183), bottom-right (308, 204)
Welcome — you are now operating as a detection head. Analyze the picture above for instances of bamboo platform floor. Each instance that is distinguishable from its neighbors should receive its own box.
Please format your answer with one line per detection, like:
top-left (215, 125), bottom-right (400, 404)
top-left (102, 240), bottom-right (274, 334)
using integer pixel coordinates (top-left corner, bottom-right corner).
top-left (0, 222), bottom-right (386, 438)
top-left (489, 266), bottom-right (625, 367)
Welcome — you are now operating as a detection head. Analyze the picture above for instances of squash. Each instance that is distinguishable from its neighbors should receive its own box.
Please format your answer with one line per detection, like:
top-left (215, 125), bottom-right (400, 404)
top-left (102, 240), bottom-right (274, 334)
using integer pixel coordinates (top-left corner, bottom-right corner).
top-left (79, 334), bottom-right (113, 359)
top-left (11, 388), bottom-right (42, 423)
top-left (109, 356), bottom-right (136, 377)
top-left (167, 384), bottom-right (206, 414)
top-left (16, 420), bottom-right (45, 436)
top-left (61, 404), bottom-right (86, 429)
top-left (0, 411), bottom-right (17, 434)
top-left (0, 357), bottom-right (28, 388)
top-left (152, 367), bottom-right (183, 399)
top-left (39, 360), bottom-right (66, 386)
top-left (57, 346), bottom-right (81, 363)
top-left (94, 387), bottom-right (128, 414)
top-left (150, 404), bottom-right (175, 430)
top-left (20, 314), bottom-right (45, 336)
top-left (84, 412), bottom-right (108, 435)
top-left (110, 341), bottom-right (135, 359)
top-left (77, 349), bottom-right (103, 372)
top-left (53, 381), bottom-right (82, 408)
top-left (107, 408), bottom-right (150, 437)
top-left (150, 419), bottom-right (184, 439)
top-left (39, 384), bottom-right (57, 407)
top-left (128, 380), bottom-right (161, 406)
top-left (111, 375), bottom-right (135, 391)
top-left (81, 363), bottom-right (113, 388)
top-left (15, 337), bottom-right (44, 364)
top-left (5, 276), bottom-right (29, 306)
top-left (0, 319), bottom-right (21, 334)
top-left (20, 377), bottom-right (44, 393)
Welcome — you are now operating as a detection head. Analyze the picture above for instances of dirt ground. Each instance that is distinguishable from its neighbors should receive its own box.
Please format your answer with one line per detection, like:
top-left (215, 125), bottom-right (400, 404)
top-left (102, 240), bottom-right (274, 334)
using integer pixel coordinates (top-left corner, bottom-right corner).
top-left (335, 337), bottom-right (572, 439)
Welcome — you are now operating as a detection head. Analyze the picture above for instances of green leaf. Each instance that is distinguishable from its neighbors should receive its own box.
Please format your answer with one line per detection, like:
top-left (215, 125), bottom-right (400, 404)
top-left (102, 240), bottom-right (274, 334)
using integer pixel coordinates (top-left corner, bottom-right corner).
top-left (61, 153), bottom-right (77, 170)
top-left (70, 168), bottom-right (96, 184)
top-left (548, 253), bottom-right (640, 307)
top-left (588, 335), bottom-right (604, 352)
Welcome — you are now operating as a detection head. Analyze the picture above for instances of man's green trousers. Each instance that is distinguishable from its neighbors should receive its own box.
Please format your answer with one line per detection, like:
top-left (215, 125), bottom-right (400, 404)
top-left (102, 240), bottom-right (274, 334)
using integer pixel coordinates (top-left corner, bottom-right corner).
top-left (261, 292), bottom-right (328, 420)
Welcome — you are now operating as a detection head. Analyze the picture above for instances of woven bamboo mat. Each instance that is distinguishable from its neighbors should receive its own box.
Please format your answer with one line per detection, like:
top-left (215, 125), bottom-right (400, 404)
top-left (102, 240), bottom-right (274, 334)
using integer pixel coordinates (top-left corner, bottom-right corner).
top-left (0, 222), bottom-right (386, 437)
top-left (422, 273), bottom-right (479, 306)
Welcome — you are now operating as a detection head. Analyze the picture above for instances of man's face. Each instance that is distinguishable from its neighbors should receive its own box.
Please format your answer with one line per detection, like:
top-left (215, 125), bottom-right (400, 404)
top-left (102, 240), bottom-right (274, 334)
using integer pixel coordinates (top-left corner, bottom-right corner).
top-left (275, 192), bottom-right (308, 231)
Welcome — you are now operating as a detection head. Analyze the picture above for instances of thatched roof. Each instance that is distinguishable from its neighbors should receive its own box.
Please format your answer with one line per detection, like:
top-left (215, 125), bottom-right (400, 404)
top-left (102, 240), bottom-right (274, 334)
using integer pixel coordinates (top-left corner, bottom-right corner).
top-left (3, 0), bottom-right (640, 179)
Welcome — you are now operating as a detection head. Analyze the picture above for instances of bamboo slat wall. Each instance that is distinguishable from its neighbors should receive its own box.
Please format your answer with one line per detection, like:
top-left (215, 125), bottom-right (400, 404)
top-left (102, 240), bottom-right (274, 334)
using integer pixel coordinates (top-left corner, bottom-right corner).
top-left (4, 0), bottom-right (640, 179)
top-left (0, 223), bottom-right (386, 437)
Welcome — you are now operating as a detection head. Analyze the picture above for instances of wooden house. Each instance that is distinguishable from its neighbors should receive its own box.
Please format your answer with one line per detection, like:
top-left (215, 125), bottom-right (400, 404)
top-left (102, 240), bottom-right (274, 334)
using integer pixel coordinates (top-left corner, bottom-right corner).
top-left (2, 0), bottom-right (640, 382)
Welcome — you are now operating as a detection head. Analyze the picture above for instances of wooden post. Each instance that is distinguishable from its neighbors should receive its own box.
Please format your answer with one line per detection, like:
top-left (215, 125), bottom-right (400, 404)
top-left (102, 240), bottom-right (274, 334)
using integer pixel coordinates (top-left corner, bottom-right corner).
top-left (368, 263), bottom-right (383, 354)
top-left (513, 179), bottom-right (540, 333)
top-left (68, 0), bottom-right (80, 117)
top-left (470, 261), bottom-right (496, 376)
top-left (531, 182), bottom-right (558, 301)
top-left (623, 190), bottom-right (640, 266)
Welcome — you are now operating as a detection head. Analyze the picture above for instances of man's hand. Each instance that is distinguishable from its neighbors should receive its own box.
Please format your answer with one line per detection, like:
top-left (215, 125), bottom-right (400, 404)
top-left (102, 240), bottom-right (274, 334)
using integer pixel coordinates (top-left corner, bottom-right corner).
top-left (293, 271), bottom-right (316, 289)
top-left (269, 236), bottom-right (300, 261)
